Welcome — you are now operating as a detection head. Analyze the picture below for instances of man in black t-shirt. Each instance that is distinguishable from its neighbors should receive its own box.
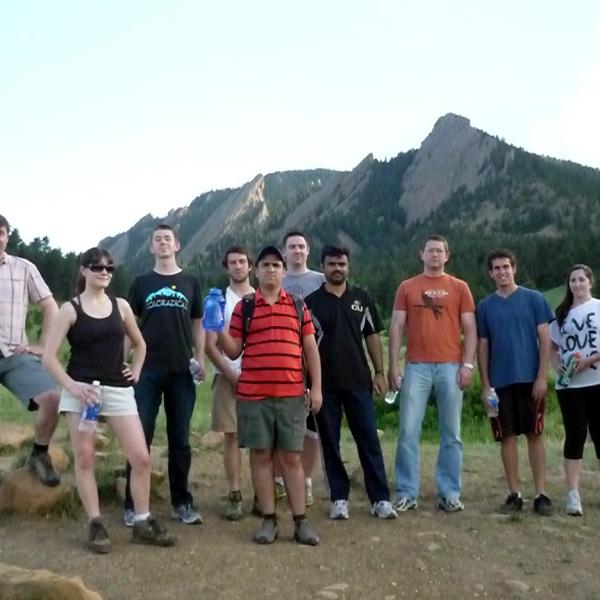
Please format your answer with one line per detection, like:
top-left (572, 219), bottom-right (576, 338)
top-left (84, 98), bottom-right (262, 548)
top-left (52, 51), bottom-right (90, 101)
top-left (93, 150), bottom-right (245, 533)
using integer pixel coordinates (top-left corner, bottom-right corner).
top-left (123, 224), bottom-right (205, 526)
top-left (305, 245), bottom-right (396, 521)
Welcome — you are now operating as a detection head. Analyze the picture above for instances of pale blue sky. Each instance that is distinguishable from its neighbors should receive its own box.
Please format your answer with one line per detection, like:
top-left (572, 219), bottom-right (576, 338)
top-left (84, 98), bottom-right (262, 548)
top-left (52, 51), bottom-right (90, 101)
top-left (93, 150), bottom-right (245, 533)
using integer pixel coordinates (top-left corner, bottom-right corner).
top-left (2, 0), bottom-right (599, 252)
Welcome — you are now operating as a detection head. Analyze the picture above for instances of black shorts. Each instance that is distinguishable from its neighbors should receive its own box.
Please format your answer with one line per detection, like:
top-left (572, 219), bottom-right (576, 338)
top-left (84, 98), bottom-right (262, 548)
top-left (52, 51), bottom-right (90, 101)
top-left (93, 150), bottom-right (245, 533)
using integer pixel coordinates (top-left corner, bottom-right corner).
top-left (491, 382), bottom-right (545, 441)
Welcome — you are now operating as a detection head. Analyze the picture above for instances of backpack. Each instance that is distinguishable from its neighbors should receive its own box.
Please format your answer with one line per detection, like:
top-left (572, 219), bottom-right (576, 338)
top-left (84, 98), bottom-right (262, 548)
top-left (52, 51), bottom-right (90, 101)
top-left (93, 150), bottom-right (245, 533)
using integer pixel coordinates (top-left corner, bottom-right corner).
top-left (241, 292), bottom-right (305, 349)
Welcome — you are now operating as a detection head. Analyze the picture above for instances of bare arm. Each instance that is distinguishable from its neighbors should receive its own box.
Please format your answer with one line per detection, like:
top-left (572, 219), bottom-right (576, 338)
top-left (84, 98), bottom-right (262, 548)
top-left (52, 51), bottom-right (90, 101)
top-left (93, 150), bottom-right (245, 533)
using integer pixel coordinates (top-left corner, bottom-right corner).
top-left (533, 323), bottom-right (551, 402)
top-left (477, 337), bottom-right (492, 408)
top-left (387, 309), bottom-right (407, 390)
top-left (191, 318), bottom-right (206, 378)
top-left (302, 334), bottom-right (322, 414)
top-left (365, 333), bottom-right (386, 395)
top-left (42, 303), bottom-right (98, 406)
top-left (458, 311), bottom-right (477, 389)
top-left (118, 298), bottom-right (146, 383)
top-left (205, 331), bottom-right (239, 384)
top-left (216, 330), bottom-right (243, 360)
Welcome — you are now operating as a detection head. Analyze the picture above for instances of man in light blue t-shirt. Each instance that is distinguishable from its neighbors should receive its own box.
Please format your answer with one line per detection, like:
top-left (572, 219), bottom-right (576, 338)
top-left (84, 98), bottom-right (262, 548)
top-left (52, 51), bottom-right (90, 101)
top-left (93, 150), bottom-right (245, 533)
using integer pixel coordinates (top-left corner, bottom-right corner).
top-left (477, 249), bottom-right (554, 516)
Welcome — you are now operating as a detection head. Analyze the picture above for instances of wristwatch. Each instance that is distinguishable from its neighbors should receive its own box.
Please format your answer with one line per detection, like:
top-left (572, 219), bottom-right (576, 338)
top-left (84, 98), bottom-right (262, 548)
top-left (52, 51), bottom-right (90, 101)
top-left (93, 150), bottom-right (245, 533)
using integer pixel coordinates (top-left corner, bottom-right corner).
top-left (462, 362), bottom-right (474, 370)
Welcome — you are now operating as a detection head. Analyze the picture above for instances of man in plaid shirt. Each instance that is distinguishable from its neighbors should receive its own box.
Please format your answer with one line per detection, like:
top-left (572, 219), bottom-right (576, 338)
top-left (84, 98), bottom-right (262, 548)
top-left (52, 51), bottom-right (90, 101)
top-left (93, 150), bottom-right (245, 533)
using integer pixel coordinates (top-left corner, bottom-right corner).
top-left (0, 214), bottom-right (61, 486)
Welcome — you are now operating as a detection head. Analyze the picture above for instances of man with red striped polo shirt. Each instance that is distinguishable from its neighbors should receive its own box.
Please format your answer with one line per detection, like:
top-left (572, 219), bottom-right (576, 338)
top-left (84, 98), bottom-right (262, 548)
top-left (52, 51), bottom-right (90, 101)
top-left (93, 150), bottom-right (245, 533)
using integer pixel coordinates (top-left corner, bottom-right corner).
top-left (217, 245), bottom-right (322, 546)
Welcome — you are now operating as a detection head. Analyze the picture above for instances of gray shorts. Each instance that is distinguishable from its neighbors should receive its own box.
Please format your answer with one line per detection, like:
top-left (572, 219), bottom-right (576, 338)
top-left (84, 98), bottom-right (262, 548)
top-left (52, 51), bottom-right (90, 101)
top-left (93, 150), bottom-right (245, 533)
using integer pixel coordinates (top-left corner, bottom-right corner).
top-left (0, 353), bottom-right (58, 410)
top-left (237, 396), bottom-right (307, 451)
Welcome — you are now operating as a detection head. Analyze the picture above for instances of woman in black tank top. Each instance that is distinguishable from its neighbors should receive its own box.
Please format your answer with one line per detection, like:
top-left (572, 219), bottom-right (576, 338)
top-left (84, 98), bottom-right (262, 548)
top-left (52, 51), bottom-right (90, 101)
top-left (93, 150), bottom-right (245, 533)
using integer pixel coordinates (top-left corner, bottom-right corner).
top-left (43, 247), bottom-right (175, 553)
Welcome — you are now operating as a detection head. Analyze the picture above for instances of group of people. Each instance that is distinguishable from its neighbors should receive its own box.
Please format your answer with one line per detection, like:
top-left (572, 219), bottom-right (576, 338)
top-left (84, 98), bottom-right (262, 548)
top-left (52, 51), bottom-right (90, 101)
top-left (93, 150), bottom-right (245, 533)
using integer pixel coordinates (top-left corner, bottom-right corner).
top-left (1, 212), bottom-right (599, 554)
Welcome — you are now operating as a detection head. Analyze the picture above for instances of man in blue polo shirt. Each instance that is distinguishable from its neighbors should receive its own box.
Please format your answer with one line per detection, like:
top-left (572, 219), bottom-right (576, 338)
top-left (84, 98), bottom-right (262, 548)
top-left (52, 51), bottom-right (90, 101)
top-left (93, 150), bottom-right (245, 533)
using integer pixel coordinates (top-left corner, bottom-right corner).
top-left (305, 245), bottom-right (396, 520)
top-left (477, 249), bottom-right (554, 515)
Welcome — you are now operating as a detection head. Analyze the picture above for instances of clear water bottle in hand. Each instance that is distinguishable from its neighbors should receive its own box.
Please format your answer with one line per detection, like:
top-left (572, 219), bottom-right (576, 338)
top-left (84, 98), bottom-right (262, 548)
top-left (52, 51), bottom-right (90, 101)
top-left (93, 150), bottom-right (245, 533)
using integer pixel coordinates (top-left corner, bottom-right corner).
top-left (79, 380), bottom-right (102, 433)
top-left (384, 376), bottom-right (403, 405)
top-left (203, 288), bottom-right (226, 332)
top-left (487, 388), bottom-right (499, 418)
top-left (189, 358), bottom-right (204, 384)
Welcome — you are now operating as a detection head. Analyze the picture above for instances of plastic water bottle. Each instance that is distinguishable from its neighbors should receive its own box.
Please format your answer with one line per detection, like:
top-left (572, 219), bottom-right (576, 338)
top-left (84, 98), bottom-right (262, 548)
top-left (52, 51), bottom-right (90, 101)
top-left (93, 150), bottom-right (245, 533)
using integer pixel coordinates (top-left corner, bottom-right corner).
top-left (79, 380), bottom-right (102, 433)
top-left (557, 352), bottom-right (581, 387)
top-left (189, 358), bottom-right (204, 384)
top-left (487, 388), bottom-right (499, 418)
top-left (384, 376), bottom-right (403, 405)
top-left (203, 288), bottom-right (226, 332)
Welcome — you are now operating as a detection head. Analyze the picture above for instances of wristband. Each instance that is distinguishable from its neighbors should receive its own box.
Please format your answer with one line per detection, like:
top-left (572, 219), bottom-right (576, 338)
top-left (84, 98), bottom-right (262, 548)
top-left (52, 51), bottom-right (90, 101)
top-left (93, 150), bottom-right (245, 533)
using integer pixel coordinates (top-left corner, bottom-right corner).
top-left (462, 362), bottom-right (474, 370)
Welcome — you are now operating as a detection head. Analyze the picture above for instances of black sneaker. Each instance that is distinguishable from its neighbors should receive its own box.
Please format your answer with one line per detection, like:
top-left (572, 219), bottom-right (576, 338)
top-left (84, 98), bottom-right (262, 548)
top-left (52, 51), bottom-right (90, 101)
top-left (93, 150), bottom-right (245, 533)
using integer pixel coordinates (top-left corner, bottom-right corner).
top-left (27, 452), bottom-right (60, 487)
top-left (88, 517), bottom-right (111, 554)
top-left (533, 493), bottom-right (554, 516)
top-left (132, 515), bottom-right (176, 547)
top-left (499, 492), bottom-right (523, 514)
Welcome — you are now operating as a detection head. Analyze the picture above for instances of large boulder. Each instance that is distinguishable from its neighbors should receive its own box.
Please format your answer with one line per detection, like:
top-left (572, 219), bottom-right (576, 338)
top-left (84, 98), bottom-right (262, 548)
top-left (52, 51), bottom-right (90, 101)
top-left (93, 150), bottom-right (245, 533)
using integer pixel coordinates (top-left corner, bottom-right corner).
top-left (0, 562), bottom-right (103, 599)
top-left (0, 468), bottom-right (71, 515)
top-left (0, 424), bottom-right (34, 452)
top-left (199, 431), bottom-right (224, 449)
top-left (48, 444), bottom-right (70, 473)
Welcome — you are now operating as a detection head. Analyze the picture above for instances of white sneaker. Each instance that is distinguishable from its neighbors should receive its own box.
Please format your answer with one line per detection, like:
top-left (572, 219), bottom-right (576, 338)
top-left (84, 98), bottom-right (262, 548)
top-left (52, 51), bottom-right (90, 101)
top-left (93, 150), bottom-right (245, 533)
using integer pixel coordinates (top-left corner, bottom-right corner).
top-left (370, 500), bottom-right (398, 519)
top-left (565, 489), bottom-right (583, 516)
top-left (329, 499), bottom-right (349, 520)
top-left (394, 496), bottom-right (418, 512)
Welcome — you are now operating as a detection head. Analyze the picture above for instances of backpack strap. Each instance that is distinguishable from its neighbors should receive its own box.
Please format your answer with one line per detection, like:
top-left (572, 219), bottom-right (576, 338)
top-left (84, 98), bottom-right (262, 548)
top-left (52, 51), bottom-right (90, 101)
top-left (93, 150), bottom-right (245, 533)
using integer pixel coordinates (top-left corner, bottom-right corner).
top-left (288, 292), bottom-right (305, 345)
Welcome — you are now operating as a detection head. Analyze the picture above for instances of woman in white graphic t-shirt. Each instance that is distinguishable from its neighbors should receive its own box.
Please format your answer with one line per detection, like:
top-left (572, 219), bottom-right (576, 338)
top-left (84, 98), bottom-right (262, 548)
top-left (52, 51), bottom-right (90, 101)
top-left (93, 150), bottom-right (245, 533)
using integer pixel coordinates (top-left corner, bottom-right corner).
top-left (550, 264), bottom-right (600, 516)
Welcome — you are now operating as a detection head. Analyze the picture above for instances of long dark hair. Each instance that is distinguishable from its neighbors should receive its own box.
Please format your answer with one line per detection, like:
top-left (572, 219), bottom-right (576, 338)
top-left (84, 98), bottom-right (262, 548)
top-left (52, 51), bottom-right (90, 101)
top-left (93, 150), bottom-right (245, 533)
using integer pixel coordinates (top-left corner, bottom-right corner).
top-left (555, 264), bottom-right (594, 328)
top-left (75, 247), bottom-right (114, 294)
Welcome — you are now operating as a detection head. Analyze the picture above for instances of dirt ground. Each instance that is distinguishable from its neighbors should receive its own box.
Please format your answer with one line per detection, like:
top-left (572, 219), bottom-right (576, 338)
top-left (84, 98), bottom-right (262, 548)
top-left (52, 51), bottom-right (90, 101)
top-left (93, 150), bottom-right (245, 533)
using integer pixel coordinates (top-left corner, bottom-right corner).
top-left (1, 439), bottom-right (600, 600)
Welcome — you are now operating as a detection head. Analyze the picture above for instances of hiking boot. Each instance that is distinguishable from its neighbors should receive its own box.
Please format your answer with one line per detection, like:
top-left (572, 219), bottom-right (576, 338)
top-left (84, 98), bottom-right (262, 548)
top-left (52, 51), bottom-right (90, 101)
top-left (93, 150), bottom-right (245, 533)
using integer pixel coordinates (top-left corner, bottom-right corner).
top-left (533, 493), bottom-right (554, 516)
top-left (253, 518), bottom-right (278, 544)
top-left (394, 496), bottom-right (418, 512)
top-left (27, 451), bottom-right (60, 487)
top-left (565, 489), bottom-right (583, 516)
top-left (123, 508), bottom-right (135, 528)
top-left (437, 496), bottom-right (464, 513)
top-left (499, 492), bottom-right (523, 514)
top-left (371, 500), bottom-right (398, 519)
top-left (305, 480), bottom-right (314, 507)
top-left (88, 517), bottom-right (111, 554)
top-left (224, 491), bottom-right (243, 521)
top-left (275, 480), bottom-right (287, 501)
top-left (294, 519), bottom-right (319, 546)
top-left (132, 515), bottom-right (176, 547)
top-left (171, 502), bottom-right (203, 524)
top-left (251, 495), bottom-right (262, 517)
top-left (329, 499), bottom-right (349, 520)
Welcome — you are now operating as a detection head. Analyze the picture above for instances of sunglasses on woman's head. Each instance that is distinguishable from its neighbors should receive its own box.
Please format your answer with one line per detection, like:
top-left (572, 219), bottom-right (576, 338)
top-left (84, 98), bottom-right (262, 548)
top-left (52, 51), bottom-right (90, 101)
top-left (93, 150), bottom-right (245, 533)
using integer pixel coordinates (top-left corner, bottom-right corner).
top-left (87, 264), bottom-right (115, 273)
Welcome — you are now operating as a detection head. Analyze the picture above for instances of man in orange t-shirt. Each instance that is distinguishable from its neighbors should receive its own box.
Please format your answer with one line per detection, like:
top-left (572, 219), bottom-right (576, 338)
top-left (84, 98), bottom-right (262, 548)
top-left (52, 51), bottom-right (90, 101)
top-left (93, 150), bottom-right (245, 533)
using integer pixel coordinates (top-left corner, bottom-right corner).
top-left (387, 235), bottom-right (477, 513)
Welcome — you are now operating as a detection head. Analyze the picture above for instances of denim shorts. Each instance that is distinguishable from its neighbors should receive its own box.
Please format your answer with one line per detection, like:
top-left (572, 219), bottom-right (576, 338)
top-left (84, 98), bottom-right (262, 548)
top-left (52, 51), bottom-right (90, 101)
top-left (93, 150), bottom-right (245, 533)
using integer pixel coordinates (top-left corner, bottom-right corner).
top-left (237, 396), bottom-right (306, 451)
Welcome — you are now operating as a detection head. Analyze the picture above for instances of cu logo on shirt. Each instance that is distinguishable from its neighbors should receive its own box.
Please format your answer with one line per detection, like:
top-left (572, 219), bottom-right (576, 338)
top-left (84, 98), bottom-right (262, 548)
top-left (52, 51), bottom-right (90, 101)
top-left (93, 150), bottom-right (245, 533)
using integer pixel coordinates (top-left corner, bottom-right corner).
top-left (351, 300), bottom-right (364, 312)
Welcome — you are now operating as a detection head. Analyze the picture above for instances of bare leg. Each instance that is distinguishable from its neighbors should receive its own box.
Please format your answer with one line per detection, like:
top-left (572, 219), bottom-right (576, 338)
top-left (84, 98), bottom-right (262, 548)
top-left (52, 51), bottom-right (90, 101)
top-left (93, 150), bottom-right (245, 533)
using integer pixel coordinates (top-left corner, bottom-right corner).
top-left (66, 413), bottom-right (100, 518)
top-left (223, 432), bottom-right (241, 491)
top-left (277, 449), bottom-right (305, 515)
top-left (527, 433), bottom-right (547, 495)
top-left (301, 435), bottom-right (320, 481)
top-left (108, 415), bottom-right (151, 514)
top-left (564, 458), bottom-right (582, 491)
top-left (33, 390), bottom-right (60, 445)
top-left (501, 435), bottom-right (519, 493)
top-left (251, 449), bottom-right (275, 514)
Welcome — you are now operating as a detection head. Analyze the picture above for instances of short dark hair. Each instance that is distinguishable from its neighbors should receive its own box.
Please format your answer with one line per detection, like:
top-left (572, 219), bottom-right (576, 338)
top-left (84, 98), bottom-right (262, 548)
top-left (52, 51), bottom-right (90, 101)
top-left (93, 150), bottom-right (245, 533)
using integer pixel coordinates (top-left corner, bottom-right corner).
top-left (0, 214), bottom-right (10, 234)
top-left (486, 249), bottom-right (517, 271)
top-left (283, 229), bottom-right (307, 247)
top-left (152, 223), bottom-right (178, 241)
top-left (221, 245), bottom-right (253, 268)
top-left (321, 245), bottom-right (350, 264)
top-left (422, 235), bottom-right (449, 253)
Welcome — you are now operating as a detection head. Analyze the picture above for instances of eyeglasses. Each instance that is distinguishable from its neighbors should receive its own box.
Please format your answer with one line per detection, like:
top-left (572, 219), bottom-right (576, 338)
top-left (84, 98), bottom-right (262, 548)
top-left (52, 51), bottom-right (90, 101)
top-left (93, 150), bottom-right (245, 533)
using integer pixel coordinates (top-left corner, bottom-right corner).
top-left (87, 264), bottom-right (115, 273)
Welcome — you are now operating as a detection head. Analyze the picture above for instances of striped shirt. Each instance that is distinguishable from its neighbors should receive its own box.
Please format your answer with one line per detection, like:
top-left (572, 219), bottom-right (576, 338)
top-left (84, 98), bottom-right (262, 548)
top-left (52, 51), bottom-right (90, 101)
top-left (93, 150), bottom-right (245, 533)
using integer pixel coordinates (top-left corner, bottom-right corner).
top-left (0, 254), bottom-right (52, 356)
top-left (230, 288), bottom-right (315, 400)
